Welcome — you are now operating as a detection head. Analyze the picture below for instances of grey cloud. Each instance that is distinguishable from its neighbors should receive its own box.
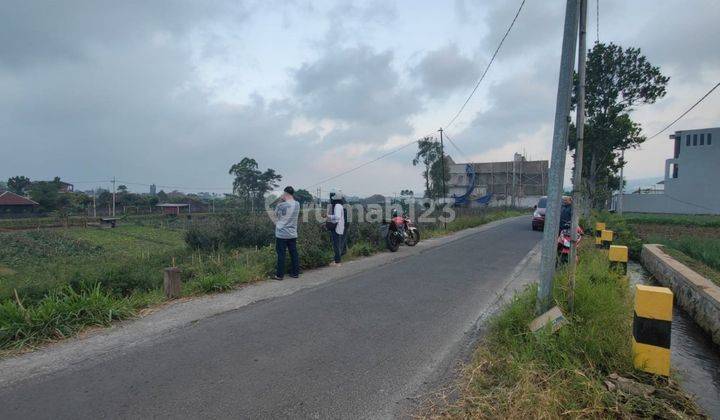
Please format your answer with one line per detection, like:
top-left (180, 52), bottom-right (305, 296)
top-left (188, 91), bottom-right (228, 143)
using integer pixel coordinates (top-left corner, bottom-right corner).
top-left (293, 46), bottom-right (420, 126)
top-left (411, 44), bottom-right (480, 97)
top-left (450, 54), bottom-right (558, 155)
top-left (0, 1), bottom-right (249, 69)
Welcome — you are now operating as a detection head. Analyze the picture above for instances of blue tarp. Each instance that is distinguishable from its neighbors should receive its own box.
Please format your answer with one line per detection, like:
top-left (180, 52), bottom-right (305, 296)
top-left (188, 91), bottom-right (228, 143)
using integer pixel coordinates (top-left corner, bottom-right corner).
top-left (453, 164), bottom-right (493, 206)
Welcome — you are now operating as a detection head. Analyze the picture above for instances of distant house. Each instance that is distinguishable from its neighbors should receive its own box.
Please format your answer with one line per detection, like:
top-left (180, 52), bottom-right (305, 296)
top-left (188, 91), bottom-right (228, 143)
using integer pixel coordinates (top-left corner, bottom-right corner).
top-left (29, 180), bottom-right (74, 193)
top-left (0, 191), bottom-right (39, 214)
top-left (58, 181), bottom-right (74, 193)
top-left (156, 203), bottom-right (190, 216)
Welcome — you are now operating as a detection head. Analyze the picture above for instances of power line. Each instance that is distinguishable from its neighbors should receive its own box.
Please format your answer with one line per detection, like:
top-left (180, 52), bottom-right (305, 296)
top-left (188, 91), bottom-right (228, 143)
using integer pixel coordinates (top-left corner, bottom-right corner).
top-left (646, 81), bottom-right (720, 141)
top-left (442, 132), bottom-right (470, 162)
top-left (444, 0), bottom-right (527, 130)
top-left (306, 133), bottom-right (434, 188)
top-left (595, 0), bottom-right (599, 43)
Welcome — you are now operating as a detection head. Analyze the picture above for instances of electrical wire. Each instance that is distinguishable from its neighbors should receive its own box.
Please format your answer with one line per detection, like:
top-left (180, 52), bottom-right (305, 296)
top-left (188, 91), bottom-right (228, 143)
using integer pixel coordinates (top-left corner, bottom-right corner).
top-left (645, 81), bottom-right (720, 141)
top-left (444, 0), bottom-right (527, 130)
top-left (306, 132), bottom-right (435, 188)
top-left (442, 132), bottom-right (470, 162)
top-left (595, 0), bottom-right (600, 44)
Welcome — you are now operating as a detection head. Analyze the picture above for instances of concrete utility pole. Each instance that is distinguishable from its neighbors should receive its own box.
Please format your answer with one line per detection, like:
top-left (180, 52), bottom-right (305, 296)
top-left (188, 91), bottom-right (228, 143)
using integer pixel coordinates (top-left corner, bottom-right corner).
top-left (537, 0), bottom-right (580, 314)
top-left (438, 128), bottom-right (446, 202)
top-left (618, 149), bottom-right (625, 215)
top-left (111, 177), bottom-right (116, 217)
top-left (439, 127), bottom-right (447, 229)
top-left (568, 0), bottom-right (588, 313)
top-left (93, 188), bottom-right (97, 218)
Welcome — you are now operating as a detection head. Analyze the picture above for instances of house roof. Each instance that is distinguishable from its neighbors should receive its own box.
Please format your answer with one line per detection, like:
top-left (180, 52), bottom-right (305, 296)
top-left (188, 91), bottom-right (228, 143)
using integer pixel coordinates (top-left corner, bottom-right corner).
top-left (156, 203), bottom-right (189, 207)
top-left (0, 191), bottom-right (39, 206)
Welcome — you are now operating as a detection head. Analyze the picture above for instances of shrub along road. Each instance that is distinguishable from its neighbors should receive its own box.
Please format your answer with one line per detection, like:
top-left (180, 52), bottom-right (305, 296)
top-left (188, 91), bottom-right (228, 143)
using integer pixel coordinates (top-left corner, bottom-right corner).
top-left (0, 216), bottom-right (540, 419)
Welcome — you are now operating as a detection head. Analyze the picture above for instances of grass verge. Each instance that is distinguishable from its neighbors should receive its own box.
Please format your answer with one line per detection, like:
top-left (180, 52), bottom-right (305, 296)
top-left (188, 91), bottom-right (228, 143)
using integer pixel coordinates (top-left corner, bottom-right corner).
top-left (425, 246), bottom-right (703, 419)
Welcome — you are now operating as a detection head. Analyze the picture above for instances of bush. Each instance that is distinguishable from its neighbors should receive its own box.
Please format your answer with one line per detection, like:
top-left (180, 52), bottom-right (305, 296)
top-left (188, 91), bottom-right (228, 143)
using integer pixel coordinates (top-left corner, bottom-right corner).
top-left (0, 283), bottom-right (133, 349)
top-left (187, 273), bottom-right (235, 294)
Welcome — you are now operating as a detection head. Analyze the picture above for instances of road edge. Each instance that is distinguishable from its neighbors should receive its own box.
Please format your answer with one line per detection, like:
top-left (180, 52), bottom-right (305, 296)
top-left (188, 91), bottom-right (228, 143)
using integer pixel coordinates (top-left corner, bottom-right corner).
top-left (0, 215), bottom-right (528, 389)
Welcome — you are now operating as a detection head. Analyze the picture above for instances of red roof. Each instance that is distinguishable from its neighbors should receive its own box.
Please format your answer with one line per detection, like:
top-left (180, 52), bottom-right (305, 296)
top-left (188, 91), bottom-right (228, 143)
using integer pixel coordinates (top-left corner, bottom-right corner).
top-left (0, 191), bottom-right (39, 206)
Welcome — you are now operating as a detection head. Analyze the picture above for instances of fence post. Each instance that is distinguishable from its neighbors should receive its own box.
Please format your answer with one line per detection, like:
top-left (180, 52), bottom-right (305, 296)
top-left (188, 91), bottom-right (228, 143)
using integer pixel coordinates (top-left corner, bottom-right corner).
top-left (608, 245), bottom-right (628, 275)
top-left (601, 229), bottom-right (613, 249)
top-left (594, 222), bottom-right (605, 247)
top-left (633, 285), bottom-right (672, 376)
top-left (163, 267), bottom-right (182, 298)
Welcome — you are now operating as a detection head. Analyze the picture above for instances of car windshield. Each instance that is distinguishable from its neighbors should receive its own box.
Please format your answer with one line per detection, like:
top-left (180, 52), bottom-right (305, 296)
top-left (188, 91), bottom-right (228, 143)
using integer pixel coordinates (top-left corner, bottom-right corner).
top-left (537, 198), bottom-right (547, 208)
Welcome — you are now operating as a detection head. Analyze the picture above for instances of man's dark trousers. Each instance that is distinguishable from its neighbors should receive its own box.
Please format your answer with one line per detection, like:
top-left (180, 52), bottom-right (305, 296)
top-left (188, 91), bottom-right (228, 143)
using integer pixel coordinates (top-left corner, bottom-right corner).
top-left (276, 237), bottom-right (299, 278)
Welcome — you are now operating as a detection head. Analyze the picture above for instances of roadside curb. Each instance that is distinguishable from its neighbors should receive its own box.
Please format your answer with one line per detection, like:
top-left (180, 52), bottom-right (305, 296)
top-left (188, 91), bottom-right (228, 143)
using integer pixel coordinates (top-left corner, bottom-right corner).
top-left (0, 215), bottom-right (527, 388)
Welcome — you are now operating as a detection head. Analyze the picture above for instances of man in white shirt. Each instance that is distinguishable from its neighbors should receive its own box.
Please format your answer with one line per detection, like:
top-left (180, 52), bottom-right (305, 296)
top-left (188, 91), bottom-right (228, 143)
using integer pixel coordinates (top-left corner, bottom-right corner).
top-left (327, 192), bottom-right (345, 266)
top-left (274, 186), bottom-right (300, 279)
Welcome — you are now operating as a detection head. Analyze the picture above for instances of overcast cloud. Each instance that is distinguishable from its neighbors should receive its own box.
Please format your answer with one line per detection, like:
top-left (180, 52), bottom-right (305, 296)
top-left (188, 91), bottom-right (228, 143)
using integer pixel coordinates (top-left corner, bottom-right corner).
top-left (1, 0), bottom-right (718, 196)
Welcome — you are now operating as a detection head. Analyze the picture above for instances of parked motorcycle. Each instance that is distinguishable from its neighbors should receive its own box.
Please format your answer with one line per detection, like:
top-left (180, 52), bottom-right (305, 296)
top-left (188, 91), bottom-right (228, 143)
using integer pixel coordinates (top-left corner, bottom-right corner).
top-left (557, 223), bottom-right (583, 265)
top-left (383, 213), bottom-right (420, 252)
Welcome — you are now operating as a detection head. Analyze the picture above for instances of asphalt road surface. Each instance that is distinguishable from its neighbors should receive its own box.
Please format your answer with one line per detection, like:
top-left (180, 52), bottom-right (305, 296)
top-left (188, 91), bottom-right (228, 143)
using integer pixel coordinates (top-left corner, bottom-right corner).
top-left (0, 217), bottom-right (540, 419)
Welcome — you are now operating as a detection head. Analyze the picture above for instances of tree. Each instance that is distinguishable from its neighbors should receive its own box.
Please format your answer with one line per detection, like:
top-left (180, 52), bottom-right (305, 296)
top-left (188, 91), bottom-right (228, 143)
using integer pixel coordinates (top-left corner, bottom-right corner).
top-left (412, 137), bottom-right (444, 198)
top-left (294, 188), bottom-right (313, 205)
top-left (400, 189), bottom-right (414, 197)
top-left (570, 43), bottom-right (669, 209)
top-left (117, 184), bottom-right (128, 193)
top-left (7, 176), bottom-right (32, 195)
top-left (228, 158), bottom-right (282, 209)
top-left (29, 181), bottom-right (60, 212)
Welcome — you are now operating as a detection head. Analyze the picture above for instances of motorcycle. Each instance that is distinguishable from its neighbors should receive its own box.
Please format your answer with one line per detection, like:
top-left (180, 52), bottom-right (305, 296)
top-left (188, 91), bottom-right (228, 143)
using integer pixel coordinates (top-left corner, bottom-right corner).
top-left (557, 223), bottom-right (583, 265)
top-left (383, 214), bottom-right (420, 252)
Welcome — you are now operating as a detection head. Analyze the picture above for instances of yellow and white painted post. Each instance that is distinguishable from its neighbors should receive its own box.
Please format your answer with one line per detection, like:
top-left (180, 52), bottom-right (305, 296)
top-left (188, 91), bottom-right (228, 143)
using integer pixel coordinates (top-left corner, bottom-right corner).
top-left (632, 285), bottom-right (672, 376)
top-left (609, 245), bottom-right (628, 275)
top-left (601, 229), bottom-right (614, 249)
top-left (595, 222), bottom-right (605, 247)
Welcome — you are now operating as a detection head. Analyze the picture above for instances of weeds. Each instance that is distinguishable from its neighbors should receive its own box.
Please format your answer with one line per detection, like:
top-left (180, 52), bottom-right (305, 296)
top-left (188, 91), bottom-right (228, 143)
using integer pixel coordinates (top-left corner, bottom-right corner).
top-left (0, 283), bottom-right (133, 349)
top-left (426, 247), bottom-right (703, 419)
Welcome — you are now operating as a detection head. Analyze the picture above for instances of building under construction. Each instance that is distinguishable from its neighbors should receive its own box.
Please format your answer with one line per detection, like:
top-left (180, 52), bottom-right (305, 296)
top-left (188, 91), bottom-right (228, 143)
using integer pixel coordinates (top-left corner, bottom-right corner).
top-left (447, 153), bottom-right (548, 207)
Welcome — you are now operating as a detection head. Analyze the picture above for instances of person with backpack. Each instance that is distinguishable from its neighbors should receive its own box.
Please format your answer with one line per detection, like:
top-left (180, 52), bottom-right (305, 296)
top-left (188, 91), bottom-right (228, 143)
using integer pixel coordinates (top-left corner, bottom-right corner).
top-left (326, 191), bottom-right (346, 266)
top-left (273, 186), bottom-right (300, 280)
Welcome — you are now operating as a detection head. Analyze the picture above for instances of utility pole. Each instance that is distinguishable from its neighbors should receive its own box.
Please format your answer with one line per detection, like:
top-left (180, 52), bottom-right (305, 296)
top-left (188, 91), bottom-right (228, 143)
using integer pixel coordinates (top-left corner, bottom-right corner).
top-left (111, 177), bottom-right (116, 217)
top-left (93, 187), bottom-right (97, 218)
top-left (536, 0), bottom-right (580, 314)
top-left (568, 0), bottom-right (588, 313)
top-left (438, 128), bottom-right (446, 201)
top-left (439, 127), bottom-right (447, 229)
top-left (617, 149), bottom-right (625, 215)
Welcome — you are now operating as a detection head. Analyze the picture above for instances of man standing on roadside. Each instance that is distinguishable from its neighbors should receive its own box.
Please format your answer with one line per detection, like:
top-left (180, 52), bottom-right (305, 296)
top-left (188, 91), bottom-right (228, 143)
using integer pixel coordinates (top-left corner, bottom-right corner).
top-left (274, 186), bottom-right (300, 280)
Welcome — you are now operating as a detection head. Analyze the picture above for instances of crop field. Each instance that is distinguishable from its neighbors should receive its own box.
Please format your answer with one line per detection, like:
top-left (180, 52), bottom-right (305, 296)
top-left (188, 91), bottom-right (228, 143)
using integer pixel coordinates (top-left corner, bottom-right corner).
top-left (0, 225), bottom-right (187, 303)
top-left (606, 212), bottom-right (720, 286)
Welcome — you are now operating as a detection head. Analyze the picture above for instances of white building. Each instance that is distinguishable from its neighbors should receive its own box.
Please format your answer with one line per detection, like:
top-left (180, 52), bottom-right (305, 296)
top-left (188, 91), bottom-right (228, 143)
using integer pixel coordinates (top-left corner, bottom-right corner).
top-left (612, 126), bottom-right (720, 214)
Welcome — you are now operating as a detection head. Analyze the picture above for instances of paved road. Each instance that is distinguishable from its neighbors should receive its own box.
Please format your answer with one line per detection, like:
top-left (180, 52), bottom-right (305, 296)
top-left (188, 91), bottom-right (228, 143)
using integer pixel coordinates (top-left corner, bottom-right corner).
top-left (0, 217), bottom-right (540, 419)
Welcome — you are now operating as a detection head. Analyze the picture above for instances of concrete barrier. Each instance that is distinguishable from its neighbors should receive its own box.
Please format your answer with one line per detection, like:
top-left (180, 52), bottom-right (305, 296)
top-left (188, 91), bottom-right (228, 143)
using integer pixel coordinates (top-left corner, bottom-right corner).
top-left (641, 244), bottom-right (720, 346)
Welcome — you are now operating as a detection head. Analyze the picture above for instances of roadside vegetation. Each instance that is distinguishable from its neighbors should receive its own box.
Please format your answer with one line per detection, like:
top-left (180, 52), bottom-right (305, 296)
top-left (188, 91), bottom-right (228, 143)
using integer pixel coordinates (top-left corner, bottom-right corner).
top-left (0, 208), bottom-right (525, 351)
top-left (427, 246), bottom-right (703, 418)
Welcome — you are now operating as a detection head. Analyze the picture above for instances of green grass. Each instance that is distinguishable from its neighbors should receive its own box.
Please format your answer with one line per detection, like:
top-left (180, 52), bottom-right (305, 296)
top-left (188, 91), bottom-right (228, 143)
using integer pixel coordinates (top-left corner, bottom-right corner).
top-left (0, 226), bottom-right (187, 303)
top-left (623, 213), bottom-right (720, 228)
top-left (422, 209), bottom-right (527, 239)
top-left (657, 242), bottom-right (720, 287)
top-left (428, 247), bottom-right (702, 418)
top-left (0, 283), bottom-right (134, 349)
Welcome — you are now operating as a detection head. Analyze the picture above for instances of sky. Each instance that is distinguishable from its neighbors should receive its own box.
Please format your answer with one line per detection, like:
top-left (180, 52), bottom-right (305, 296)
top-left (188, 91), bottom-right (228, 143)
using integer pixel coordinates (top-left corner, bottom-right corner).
top-left (1, 0), bottom-right (719, 197)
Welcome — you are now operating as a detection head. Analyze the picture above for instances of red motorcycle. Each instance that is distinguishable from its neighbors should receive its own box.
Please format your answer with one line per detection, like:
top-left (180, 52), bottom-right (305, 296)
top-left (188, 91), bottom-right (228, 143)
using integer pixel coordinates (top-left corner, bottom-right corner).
top-left (384, 213), bottom-right (420, 252)
top-left (557, 224), bottom-right (584, 265)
